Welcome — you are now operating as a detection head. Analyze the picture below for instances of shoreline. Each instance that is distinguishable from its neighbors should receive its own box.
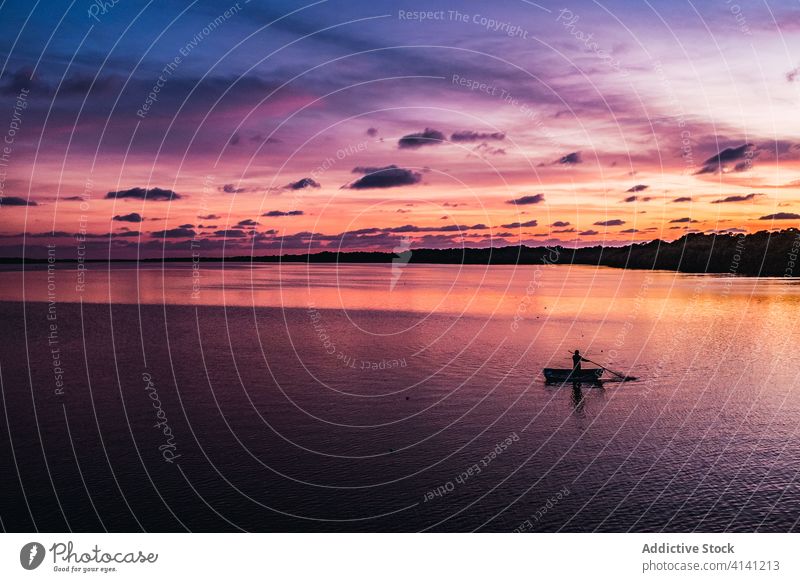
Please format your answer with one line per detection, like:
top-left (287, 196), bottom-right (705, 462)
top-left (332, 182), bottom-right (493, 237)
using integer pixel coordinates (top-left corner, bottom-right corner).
top-left (1, 229), bottom-right (799, 277)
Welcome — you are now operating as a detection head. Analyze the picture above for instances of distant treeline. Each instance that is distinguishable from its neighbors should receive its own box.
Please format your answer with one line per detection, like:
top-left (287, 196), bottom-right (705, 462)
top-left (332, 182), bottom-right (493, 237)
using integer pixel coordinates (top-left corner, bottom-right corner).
top-left (6, 229), bottom-right (800, 277)
top-left (245, 229), bottom-right (800, 276)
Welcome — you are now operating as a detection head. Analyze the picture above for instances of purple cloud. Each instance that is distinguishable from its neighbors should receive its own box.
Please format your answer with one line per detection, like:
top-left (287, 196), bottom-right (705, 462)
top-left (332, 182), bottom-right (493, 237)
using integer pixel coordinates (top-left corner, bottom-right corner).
top-left (346, 165), bottom-right (422, 189)
top-left (106, 187), bottom-right (181, 201)
top-left (151, 227), bottom-right (196, 238)
top-left (263, 210), bottom-right (304, 217)
top-left (113, 213), bottom-right (143, 222)
top-left (1, 196), bottom-right (37, 206)
top-left (398, 128), bottom-right (445, 149)
top-left (450, 130), bottom-right (505, 142)
top-left (501, 219), bottom-right (538, 228)
top-left (285, 178), bottom-right (320, 190)
top-left (696, 144), bottom-right (755, 174)
top-left (506, 193), bottom-right (545, 205)
top-left (710, 193), bottom-right (762, 204)
top-left (212, 229), bottom-right (248, 238)
top-left (557, 151), bottom-right (582, 164)
top-left (760, 212), bottom-right (800, 220)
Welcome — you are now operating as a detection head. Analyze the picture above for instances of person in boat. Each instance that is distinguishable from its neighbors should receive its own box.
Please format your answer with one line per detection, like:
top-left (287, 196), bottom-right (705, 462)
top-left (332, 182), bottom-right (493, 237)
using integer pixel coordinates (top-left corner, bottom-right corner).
top-left (572, 349), bottom-right (589, 372)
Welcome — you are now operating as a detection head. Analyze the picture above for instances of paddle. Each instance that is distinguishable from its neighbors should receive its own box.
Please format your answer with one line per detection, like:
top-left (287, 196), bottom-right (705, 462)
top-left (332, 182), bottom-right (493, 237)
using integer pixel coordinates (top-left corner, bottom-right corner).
top-left (568, 352), bottom-right (637, 381)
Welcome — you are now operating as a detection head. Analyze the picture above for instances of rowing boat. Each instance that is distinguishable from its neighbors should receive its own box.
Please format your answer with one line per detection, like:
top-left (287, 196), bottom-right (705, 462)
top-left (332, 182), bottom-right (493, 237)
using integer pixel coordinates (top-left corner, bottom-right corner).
top-left (543, 368), bottom-right (604, 382)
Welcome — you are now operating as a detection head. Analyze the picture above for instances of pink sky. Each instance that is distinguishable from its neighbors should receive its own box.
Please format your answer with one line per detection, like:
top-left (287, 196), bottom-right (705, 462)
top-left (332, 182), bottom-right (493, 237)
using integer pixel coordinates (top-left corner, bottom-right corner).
top-left (1, 0), bottom-right (800, 257)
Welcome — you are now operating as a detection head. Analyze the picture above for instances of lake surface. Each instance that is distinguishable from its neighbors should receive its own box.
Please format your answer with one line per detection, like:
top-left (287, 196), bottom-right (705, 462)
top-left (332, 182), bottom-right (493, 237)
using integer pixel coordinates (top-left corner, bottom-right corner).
top-left (2, 262), bottom-right (800, 532)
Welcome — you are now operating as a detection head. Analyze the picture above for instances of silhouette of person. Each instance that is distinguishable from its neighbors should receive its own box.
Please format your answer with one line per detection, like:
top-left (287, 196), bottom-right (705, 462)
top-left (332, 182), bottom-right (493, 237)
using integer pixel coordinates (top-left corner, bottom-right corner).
top-left (572, 349), bottom-right (588, 372)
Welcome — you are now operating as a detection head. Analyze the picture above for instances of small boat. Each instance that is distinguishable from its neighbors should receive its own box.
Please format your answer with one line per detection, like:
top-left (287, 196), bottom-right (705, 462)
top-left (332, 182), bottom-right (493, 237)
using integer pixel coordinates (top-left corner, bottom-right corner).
top-left (543, 368), bottom-right (604, 383)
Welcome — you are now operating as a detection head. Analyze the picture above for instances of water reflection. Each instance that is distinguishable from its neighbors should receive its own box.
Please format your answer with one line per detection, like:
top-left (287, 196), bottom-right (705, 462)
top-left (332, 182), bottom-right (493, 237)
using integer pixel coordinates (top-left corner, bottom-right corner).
top-left (571, 382), bottom-right (586, 416)
top-left (2, 263), bottom-right (800, 531)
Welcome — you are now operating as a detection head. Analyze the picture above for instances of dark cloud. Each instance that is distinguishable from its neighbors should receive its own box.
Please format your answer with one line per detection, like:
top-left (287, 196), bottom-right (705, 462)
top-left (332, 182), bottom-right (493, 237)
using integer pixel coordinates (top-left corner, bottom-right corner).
top-left (672, 196), bottom-right (693, 202)
top-left (112, 213), bottom-right (143, 223)
top-left (710, 193), bottom-right (762, 204)
top-left (594, 219), bottom-right (626, 226)
top-left (450, 130), bottom-right (505, 142)
top-left (263, 210), bottom-right (304, 217)
top-left (669, 217), bottom-right (698, 223)
top-left (557, 151), bottom-right (582, 164)
top-left (346, 165), bottom-right (422, 189)
top-left (626, 184), bottom-right (648, 192)
top-left (212, 229), bottom-right (248, 238)
top-left (501, 219), bottom-right (538, 228)
top-left (380, 223), bottom-right (488, 234)
top-left (551, 221), bottom-right (570, 227)
top-left (179, 223), bottom-right (194, 228)
top-left (506, 193), bottom-right (545, 205)
top-left (366, 127), bottom-right (378, 137)
top-left (579, 229), bottom-right (599, 236)
top-left (221, 184), bottom-right (246, 194)
top-left (620, 228), bottom-right (640, 233)
top-left (553, 227), bottom-right (576, 233)
top-left (759, 212), bottom-right (800, 220)
top-left (398, 128), bottom-right (445, 149)
top-left (237, 219), bottom-right (259, 226)
top-left (151, 227), bottom-right (196, 238)
top-left (787, 66), bottom-right (800, 83)
top-left (198, 214), bottom-right (220, 220)
top-left (285, 177), bottom-right (321, 190)
top-left (0, 68), bottom-right (33, 96)
top-left (105, 187), bottom-right (181, 201)
top-left (623, 195), bottom-right (652, 203)
top-left (1, 196), bottom-right (37, 206)
top-left (696, 143), bottom-right (755, 174)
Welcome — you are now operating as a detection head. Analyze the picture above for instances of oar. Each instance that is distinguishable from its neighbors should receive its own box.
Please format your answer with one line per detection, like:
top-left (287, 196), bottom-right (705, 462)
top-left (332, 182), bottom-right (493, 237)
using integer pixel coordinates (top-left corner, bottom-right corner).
top-left (568, 353), bottom-right (637, 381)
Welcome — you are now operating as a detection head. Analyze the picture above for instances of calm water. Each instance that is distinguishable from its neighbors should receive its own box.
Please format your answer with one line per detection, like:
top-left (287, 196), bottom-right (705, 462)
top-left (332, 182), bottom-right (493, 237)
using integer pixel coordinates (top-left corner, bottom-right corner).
top-left (2, 262), bottom-right (800, 532)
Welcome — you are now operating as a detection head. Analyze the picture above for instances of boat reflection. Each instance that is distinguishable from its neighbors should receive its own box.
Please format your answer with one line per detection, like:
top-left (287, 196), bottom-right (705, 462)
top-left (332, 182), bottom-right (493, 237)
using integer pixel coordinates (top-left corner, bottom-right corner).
top-left (571, 381), bottom-right (586, 415)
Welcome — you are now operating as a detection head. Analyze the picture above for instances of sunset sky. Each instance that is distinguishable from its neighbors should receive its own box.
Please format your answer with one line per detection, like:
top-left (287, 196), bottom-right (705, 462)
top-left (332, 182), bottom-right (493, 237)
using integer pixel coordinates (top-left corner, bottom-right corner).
top-left (1, 0), bottom-right (800, 257)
